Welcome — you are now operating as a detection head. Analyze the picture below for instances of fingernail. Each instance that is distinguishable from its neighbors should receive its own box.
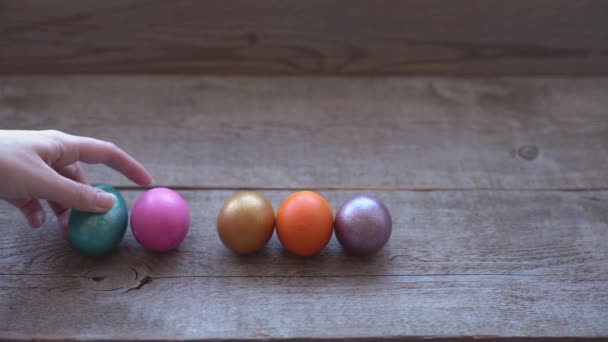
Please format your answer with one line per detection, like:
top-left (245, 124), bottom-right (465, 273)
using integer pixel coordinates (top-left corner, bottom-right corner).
top-left (95, 191), bottom-right (115, 210)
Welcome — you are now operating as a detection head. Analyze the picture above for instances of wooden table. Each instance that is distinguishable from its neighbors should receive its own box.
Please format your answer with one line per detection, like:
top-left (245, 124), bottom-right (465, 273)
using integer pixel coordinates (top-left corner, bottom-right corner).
top-left (0, 76), bottom-right (607, 340)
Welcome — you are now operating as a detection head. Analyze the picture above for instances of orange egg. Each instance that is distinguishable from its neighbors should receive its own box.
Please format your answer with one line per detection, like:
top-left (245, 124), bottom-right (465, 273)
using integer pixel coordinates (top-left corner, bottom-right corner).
top-left (276, 191), bottom-right (334, 256)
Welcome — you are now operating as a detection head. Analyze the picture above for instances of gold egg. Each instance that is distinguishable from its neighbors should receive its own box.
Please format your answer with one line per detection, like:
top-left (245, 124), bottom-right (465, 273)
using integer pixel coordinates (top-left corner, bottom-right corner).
top-left (217, 192), bottom-right (275, 255)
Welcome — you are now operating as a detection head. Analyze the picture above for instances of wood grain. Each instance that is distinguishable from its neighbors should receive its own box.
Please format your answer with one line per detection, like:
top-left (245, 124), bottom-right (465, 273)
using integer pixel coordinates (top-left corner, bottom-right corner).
top-left (1, 190), bottom-right (607, 339)
top-left (1, 0), bottom-right (608, 75)
top-left (2, 76), bottom-right (608, 189)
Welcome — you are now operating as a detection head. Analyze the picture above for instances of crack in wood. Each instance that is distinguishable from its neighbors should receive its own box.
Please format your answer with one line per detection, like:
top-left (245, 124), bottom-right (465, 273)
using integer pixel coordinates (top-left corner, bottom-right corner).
top-left (128, 265), bottom-right (139, 281)
top-left (123, 275), bottom-right (152, 293)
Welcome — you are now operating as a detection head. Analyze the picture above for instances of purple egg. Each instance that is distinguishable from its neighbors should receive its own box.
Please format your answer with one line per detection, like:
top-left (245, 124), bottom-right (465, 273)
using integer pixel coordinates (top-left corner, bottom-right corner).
top-left (335, 195), bottom-right (392, 256)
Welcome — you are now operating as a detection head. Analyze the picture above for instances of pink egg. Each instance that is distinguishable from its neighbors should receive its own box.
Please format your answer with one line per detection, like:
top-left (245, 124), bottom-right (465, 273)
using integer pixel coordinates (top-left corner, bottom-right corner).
top-left (130, 188), bottom-right (190, 252)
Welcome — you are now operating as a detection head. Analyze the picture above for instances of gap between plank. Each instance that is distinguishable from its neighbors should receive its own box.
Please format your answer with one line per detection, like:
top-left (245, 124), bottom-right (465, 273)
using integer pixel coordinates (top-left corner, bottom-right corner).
top-left (0, 272), bottom-right (564, 279)
top-left (113, 185), bottom-right (608, 192)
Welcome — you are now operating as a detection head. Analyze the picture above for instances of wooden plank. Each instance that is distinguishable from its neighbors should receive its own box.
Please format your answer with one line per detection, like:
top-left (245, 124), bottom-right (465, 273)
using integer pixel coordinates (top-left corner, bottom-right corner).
top-left (1, 190), bottom-right (607, 340)
top-left (0, 0), bottom-right (608, 75)
top-left (1, 274), bottom-right (605, 340)
top-left (1, 76), bottom-right (608, 189)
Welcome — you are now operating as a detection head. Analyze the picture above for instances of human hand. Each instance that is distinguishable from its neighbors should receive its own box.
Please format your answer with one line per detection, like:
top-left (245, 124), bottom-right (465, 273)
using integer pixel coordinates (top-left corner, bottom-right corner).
top-left (0, 130), bottom-right (153, 237)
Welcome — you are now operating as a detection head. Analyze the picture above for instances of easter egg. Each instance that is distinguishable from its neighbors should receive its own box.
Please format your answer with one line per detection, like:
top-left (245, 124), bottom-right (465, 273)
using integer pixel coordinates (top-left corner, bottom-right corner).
top-left (334, 195), bottom-right (392, 256)
top-left (68, 185), bottom-right (128, 256)
top-left (217, 192), bottom-right (275, 255)
top-left (276, 191), bottom-right (333, 257)
top-left (130, 188), bottom-right (190, 252)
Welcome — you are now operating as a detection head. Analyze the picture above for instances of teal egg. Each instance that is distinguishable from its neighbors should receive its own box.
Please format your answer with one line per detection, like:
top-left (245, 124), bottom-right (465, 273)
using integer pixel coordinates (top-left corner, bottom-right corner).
top-left (68, 185), bottom-right (128, 256)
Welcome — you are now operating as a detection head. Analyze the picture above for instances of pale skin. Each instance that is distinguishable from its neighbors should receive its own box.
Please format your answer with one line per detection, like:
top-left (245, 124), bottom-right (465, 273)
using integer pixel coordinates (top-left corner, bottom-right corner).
top-left (0, 130), bottom-right (153, 237)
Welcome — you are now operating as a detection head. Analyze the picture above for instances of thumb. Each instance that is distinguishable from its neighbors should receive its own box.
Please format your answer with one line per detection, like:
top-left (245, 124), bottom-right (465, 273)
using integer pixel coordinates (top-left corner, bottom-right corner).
top-left (33, 172), bottom-right (116, 213)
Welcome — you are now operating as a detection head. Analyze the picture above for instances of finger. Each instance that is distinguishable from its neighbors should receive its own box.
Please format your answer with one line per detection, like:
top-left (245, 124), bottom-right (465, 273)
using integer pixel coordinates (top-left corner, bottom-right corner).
top-left (31, 171), bottom-right (116, 213)
top-left (48, 201), bottom-right (70, 240)
top-left (49, 163), bottom-right (88, 219)
top-left (52, 134), bottom-right (153, 186)
top-left (56, 162), bottom-right (87, 184)
top-left (50, 163), bottom-right (86, 239)
top-left (7, 198), bottom-right (47, 228)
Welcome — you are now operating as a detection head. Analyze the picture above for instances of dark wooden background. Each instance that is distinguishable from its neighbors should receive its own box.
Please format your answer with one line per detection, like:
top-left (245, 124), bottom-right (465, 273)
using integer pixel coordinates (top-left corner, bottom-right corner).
top-left (1, 0), bottom-right (608, 75)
